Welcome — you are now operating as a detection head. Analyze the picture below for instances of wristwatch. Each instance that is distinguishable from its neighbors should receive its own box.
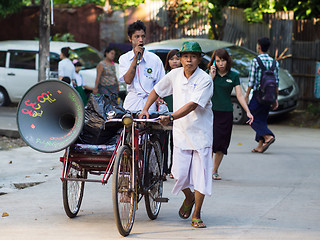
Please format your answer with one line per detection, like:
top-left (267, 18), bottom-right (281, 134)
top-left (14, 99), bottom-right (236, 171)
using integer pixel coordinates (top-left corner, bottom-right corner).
top-left (168, 113), bottom-right (174, 121)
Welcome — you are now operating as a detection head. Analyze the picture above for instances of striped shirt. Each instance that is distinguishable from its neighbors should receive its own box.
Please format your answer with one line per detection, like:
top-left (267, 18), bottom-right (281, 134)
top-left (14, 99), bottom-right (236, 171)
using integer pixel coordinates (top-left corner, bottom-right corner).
top-left (248, 53), bottom-right (279, 91)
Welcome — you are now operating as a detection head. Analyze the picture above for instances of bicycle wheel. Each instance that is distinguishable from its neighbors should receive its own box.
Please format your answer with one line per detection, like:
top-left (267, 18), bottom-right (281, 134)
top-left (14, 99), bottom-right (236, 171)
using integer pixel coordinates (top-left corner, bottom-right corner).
top-left (144, 136), bottom-right (163, 220)
top-left (112, 145), bottom-right (136, 237)
top-left (62, 163), bottom-right (87, 218)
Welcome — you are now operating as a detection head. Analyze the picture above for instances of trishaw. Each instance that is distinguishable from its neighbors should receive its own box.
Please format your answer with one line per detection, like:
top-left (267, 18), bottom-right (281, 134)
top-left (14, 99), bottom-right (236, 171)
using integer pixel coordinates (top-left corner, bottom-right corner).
top-left (60, 113), bottom-right (169, 236)
top-left (16, 80), bottom-right (169, 237)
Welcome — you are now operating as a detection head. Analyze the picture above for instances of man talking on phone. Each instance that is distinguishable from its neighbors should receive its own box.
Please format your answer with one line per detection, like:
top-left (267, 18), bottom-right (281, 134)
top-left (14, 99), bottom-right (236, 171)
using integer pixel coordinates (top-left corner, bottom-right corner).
top-left (119, 20), bottom-right (165, 111)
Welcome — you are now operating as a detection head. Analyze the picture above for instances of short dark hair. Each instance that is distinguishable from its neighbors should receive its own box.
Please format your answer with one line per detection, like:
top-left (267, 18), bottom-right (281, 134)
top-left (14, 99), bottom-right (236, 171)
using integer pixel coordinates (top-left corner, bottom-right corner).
top-left (61, 47), bottom-right (70, 58)
top-left (257, 37), bottom-right (271, 52)
top-left (104, 46), bottom-right (116, 57)
top-left (208, 48), bottom-right (232, 73)
top-left (62, 76), bottom-right (71, 84)
top-left (127, 20), bottom-right (146, 38)
top-left (165, 49), bottom-right (179, 72)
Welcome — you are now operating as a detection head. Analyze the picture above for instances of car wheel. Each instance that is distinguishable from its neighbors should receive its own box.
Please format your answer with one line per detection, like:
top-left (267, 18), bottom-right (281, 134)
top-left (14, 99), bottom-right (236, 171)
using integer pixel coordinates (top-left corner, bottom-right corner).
top-left (0, 88), bottom-right (10, 107)
top-left (232, 98), bottom-right (247, 125)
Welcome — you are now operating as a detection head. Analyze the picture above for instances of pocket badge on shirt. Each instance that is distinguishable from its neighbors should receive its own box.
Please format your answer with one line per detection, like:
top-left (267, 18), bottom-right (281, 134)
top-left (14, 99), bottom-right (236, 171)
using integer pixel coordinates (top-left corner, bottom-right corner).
top-left (144, 67), bottom-right (154, 79)
top-left (226, 79), bottom-right (232, 83)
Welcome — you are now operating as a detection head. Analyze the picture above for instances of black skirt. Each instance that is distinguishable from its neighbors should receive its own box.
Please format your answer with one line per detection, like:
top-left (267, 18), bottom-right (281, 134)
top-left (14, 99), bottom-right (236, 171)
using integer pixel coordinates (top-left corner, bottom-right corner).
top-left (213, 110), bottom-right (233, 155)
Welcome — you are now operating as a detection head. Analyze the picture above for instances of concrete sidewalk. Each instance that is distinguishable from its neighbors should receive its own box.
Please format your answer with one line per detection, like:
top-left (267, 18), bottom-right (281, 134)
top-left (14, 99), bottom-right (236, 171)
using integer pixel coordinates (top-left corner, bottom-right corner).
top-left (0, 124), bottom-right (320, 239)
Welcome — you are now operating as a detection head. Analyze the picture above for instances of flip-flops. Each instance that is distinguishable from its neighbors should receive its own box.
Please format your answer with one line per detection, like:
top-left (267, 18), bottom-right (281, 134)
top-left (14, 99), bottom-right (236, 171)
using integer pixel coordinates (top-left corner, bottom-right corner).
top-left (191, 218), bottom-right (206, 228)
top-left (179, 199), bottom-right (195, 219)
top-left (251, 148), bottom-right (262, 153)
top-left (212, 172), bottom-right (221, 180)
top-left (261, 138), bottom-right (275, 153)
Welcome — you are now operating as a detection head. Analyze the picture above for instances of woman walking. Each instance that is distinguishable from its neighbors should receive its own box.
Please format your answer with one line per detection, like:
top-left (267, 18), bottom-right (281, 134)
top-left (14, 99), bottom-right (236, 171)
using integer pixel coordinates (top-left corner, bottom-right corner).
top-left (208, 49), bottom-right (253, 180)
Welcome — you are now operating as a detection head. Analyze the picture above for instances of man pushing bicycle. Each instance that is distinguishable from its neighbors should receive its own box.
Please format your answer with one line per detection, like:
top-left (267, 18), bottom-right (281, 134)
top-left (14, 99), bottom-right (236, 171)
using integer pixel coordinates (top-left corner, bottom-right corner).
top-left (139, 41), bottom-right (213, 228)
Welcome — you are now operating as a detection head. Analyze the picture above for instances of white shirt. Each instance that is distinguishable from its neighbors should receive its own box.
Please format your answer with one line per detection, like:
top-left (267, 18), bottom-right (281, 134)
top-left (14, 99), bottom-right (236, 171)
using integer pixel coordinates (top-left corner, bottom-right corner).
top-left (58, 58), bottom-right (76, 85)
top-left (154, 67), bottom-right (213, 150)
top-left (74, 72), bottom-right (84, 86)
top-left (119, 50), bottom-right (165, 111)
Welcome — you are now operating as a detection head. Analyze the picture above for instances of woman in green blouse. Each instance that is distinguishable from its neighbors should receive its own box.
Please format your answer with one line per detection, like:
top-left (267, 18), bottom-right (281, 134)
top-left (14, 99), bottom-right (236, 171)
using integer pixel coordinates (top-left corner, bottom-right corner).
top-left (208, 49), bottom-right (253, 180)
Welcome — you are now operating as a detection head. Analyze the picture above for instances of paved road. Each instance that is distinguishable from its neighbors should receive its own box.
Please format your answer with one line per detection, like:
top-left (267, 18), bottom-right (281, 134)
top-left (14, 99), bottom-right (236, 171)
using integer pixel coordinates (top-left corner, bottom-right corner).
top-left (1, 124), bottom-right (320, 239)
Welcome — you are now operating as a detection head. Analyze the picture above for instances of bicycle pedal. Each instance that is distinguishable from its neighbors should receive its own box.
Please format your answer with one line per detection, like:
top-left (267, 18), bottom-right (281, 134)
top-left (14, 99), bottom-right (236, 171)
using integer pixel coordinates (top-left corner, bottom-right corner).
top-left (155, 197), bottom-right (169, 202)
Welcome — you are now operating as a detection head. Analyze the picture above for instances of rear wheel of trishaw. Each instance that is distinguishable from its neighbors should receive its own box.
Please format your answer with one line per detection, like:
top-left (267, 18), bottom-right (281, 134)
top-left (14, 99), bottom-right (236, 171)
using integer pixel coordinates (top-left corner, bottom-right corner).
top-left (144, 137), bottom-right (163, 220)
top-left (62, 163), bottom-right (87, 218)
top-left (112, 145), bottom-right (137, 236)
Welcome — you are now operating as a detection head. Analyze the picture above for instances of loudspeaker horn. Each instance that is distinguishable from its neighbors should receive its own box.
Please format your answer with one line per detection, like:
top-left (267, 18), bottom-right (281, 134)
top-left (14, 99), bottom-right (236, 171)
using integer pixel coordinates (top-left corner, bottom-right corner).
top-left (17, 80), bottom-right (84, 153)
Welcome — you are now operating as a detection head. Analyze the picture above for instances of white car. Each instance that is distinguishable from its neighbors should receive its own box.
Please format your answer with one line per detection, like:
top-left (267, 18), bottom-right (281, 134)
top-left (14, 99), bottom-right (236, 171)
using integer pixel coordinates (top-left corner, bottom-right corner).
top-left (0, 40), bottom-right (125, 106)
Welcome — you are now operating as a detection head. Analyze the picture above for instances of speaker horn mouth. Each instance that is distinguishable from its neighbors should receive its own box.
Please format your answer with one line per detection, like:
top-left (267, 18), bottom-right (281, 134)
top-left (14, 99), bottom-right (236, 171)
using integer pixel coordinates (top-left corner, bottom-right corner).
top-left (59, 113), bottom-right (76, 130)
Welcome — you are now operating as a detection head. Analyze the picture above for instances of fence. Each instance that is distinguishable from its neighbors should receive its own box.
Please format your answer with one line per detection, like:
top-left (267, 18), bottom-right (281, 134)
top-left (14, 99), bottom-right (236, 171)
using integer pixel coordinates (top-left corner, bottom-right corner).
top-left (148, 0), bottom-right (210, 43)
top-left (222, 8), bottom-right (320, 105)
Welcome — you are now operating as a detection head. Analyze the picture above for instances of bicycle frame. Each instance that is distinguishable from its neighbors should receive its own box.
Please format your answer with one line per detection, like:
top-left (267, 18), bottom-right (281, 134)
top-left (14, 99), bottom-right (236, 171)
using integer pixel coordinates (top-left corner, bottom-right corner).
top-left (110, 117), bottom-right (162, 203)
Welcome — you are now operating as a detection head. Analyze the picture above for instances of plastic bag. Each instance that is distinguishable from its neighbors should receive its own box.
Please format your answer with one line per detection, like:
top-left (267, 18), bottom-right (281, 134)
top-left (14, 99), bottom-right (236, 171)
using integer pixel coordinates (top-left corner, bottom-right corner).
top-left (78, 94), bottom-right (126, 145)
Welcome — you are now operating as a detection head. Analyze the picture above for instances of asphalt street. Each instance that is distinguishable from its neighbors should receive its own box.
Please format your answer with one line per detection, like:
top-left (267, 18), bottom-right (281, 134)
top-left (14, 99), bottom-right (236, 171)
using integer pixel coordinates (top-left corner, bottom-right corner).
top-left (1, 119), bottom-right (320, 239)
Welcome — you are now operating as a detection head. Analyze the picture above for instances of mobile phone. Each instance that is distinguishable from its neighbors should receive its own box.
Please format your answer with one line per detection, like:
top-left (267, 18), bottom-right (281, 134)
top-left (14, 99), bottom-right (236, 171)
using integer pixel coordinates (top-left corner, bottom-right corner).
top-left (213, 60), bottom-right (216, 67)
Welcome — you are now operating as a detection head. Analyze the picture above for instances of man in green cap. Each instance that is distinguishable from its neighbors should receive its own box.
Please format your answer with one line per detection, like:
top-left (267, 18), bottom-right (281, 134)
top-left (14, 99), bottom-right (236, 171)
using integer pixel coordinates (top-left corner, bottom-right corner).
top-left (139, 41), bottom-right (213, 228)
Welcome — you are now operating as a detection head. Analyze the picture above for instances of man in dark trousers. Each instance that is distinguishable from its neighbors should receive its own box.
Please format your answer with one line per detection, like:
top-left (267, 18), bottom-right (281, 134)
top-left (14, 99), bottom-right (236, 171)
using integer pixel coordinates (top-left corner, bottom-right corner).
top-left (245, 37), bottom-right (279, 153)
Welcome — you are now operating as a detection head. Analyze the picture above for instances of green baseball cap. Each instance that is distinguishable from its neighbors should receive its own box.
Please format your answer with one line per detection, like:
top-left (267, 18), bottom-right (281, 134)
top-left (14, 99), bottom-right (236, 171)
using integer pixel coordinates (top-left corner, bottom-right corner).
top-left (177, 41), bottom-right (204, 56)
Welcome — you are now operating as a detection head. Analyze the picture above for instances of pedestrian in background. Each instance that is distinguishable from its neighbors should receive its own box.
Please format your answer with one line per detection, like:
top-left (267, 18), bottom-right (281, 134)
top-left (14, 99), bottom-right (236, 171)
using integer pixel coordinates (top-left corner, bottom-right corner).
top-left (245, 37), bottom-right (279, 153)
top-left (93, 46), bottom-right (119, 99)
top-left (208, 49), bottom-right (253, 180)
top-left (58, 47), bottom-right (75, 85)
top-left (163, 49), bottom-right (182, 179)
top-left (73, 59), bottom-right (93, 105)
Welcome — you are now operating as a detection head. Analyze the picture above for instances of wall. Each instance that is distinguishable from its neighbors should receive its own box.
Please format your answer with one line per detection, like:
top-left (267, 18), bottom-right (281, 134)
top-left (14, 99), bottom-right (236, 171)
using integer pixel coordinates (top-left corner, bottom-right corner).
top-left (0, 4), bottom-right (103, 50)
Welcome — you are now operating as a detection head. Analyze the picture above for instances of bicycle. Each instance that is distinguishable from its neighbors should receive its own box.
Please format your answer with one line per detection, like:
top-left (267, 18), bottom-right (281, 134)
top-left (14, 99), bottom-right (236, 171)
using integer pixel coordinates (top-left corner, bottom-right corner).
top-left (110, 113), bottom-right (169, 236)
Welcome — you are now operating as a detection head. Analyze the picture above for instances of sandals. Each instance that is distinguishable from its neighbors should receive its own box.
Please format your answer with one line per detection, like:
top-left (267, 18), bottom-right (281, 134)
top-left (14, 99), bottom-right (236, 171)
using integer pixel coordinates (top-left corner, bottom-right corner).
top-left (261, 138), bottom-right (275, 153)
top-left (178, 198), bottom-right (195, 219)
top-left (212, 172), bottom-right (221, 180)
top-left (191, 218), bottom-right (206, 228)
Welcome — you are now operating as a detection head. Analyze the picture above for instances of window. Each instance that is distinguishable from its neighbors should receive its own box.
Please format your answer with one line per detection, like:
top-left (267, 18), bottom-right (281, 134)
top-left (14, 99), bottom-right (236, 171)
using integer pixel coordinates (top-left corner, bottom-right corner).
top-left (69, 47), bottom-right (102, 70)
top-left (50, 52), bottom-right (60, 71)
top-left (9, 51), bottom-right (36, 69)
top-left (0, 51), bottom-right (6, 67)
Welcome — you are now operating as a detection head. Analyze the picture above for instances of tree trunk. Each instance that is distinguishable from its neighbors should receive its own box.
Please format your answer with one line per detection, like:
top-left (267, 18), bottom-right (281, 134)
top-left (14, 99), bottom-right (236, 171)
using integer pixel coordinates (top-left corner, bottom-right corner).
top-left (39, 0), bottom-right (50, 82)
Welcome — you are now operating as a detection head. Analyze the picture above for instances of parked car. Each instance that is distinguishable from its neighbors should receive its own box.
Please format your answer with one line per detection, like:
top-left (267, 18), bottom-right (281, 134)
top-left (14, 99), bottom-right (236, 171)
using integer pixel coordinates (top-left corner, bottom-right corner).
top-left (0, 40), bottom-right (126, 106)
top-left (145, 38), bottom-right (299, 124)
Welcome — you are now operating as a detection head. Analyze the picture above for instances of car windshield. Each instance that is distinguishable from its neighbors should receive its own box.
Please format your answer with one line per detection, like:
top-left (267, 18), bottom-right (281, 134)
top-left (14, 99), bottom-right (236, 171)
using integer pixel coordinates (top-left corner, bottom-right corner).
top-left (207, 46), bottom-right (256, 78)
top-left (69, 46), bottom-right (102, 69)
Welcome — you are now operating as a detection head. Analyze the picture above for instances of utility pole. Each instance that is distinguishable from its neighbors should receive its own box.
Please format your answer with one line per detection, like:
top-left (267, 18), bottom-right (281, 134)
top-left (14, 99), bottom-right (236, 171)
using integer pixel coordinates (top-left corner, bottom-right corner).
top-left (38, 0), bottom-right (50, 82)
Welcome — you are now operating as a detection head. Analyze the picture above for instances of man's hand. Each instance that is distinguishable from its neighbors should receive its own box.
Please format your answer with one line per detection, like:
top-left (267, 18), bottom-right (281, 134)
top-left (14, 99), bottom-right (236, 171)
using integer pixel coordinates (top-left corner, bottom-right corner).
top-left (159, 115), bottom-right (171, 126)
top-left (272, 100), bottom-right (279, 110)
top-left (138, 109), bottom-right (149, 119)
top-left (134, 45), bottom-right (144, 59)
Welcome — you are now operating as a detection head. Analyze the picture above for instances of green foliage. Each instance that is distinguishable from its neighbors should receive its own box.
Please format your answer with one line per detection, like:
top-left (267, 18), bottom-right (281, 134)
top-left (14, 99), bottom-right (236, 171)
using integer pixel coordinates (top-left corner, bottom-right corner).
top-left (109, 0), bottom-right (144, 10)
top-left (0, 0), bottom-right (24, 18)
top-left (243, 8), bottom-right (263, 23)
top-left (307, 103), bottom-right (320, 116)
top-left (52, 33), bottom-right (75, 42)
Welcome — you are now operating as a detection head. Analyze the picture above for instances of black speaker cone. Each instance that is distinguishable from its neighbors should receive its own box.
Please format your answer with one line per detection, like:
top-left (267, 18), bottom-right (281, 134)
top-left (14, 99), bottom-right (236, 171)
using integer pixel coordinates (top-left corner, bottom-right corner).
top-left (59, 113), bottom-right (76, 130)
